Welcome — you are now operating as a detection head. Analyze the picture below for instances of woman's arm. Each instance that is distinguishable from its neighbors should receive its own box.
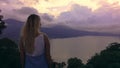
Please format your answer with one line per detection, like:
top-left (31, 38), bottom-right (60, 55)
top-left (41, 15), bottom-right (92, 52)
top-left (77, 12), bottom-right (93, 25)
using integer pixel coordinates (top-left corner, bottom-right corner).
top-left (44, 34), bottom-right (52, 68)
top-left (19, 37), bottom-right (25, 68)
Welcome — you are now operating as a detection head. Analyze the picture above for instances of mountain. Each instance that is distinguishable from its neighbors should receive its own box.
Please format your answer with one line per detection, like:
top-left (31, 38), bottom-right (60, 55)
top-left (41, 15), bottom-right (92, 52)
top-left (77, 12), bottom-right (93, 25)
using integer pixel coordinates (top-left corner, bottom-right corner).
top-left (0, 19), bottom-right (119, 43)
top-left (42, 25), bottom-right (120, 38)
top-left (0, 19), bottom-right (23, 43)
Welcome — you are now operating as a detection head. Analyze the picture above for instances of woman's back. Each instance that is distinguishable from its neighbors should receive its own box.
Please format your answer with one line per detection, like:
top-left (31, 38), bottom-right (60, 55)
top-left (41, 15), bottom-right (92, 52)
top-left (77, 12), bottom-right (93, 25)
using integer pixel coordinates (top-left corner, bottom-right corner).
top-left (24, 33), bottom-right (49, 68)
top-left (19, 14), bottom-right (51, 68)
top-left (25, 33), bottom-right (45, 56)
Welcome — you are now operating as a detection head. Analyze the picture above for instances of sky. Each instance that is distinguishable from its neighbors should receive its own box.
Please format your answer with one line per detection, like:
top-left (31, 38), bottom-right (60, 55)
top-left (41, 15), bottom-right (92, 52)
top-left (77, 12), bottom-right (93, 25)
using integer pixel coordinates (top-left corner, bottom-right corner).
top-left (0, 0), bottom-right (120, 34)
top-left (1, 0), bottom-right (120, 63)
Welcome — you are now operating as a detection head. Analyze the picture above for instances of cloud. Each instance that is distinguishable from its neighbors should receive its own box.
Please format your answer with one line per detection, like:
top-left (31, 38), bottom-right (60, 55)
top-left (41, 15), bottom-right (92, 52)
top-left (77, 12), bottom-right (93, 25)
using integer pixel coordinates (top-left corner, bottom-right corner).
top-left (0, 6), bottom-right (40, 21)
top-left (35, 0), bottom-right (39, 2)
top-left (13, 7), bottom-right (55, 26)
top-left (12, 7), bottom-right (40, 21)
top-left (0, 0), bottom-right (120, 34)
top-left (40, 13), bottom-right (55, 27)
top-left (55, 3), bottom-right (120, 34)
top-left (0, 5), bottom-right (55, 26)
top-left (44, 0), bottom-right (49, 1)
top-left (41, 13), bottom-right (54, 22)
top-left (13, 7), bottom-right (39, 15)
top-left (56, 4), bottom-right (92, 23)
top-left (0, 0), bottom-right (25, 20)
top-left (0, 0), bottom-right (10, 4)
top-left (0, 0), bottom-right (23, 5)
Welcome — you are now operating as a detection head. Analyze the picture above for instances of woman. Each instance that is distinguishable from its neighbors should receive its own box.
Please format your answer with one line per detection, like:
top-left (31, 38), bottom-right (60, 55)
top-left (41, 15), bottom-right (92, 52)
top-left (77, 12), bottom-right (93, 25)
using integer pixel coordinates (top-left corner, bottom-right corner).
top-left (19, 14), bottom-right (52, 68)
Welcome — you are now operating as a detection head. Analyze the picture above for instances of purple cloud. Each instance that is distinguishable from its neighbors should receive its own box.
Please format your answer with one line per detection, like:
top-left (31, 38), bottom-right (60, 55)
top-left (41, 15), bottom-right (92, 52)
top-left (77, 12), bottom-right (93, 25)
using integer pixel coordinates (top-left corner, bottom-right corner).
top-left (0, 0), bottom-right (120, 34)
top-left (55, 3), bottom-right (120, 34)
top-left (0, 0), bottom-right (23, 5)
top-left (41, 13), bottom-right (54, 22)
top-left (13, 7), bottom-right (39, 15)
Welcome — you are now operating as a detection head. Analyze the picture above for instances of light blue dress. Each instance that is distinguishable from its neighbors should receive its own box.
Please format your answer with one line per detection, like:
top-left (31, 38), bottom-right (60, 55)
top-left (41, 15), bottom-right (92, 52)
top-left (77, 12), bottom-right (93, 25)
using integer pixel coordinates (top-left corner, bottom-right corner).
top-left (24, 34), bottom-right (48, 68)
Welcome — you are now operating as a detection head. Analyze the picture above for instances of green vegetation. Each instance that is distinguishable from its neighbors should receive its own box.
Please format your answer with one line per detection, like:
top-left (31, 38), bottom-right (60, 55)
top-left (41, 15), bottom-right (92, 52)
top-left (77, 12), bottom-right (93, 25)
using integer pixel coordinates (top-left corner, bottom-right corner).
top-left (0, 38), bottom-right (21, 68)
top-left (0, 37), bottom-right (120, 68)
top-left (86, 42), bottom-right (120, 68)
top-left (67, 57), bottom-right (84, 68)
top-left (0, 14), bottom-right (6, 35)
top-left (53, 42), bottom-right (120, 68)
top-left (51, 61), bottom-right (66, 68)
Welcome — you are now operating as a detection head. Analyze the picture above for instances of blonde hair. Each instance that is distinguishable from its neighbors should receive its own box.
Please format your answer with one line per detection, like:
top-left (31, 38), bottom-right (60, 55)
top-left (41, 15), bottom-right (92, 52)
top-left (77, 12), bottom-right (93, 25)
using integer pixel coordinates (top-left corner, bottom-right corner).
top-left (21, 14), bottom-right (41, 54)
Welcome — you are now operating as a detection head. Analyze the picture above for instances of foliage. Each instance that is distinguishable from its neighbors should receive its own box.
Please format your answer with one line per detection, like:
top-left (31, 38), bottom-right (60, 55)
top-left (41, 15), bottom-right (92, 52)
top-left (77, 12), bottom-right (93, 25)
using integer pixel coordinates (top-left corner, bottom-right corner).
top-left (0, 38), bottom-right (21, 68)
top-left (67, 57), bottom-right (84, 68)
top-left (51, 61), bottom-right (66, 68)
top-left (86, 42), bottom-right (120, 68)
top-left (1, 37), bottom-right (120, 68)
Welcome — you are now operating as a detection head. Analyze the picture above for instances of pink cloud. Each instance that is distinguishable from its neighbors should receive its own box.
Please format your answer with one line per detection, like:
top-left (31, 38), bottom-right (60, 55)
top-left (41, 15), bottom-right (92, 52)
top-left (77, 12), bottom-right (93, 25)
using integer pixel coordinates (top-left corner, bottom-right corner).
top-left (55, 3), bottom-right (120, 34)
top-left (0, 0), bottom-right (120, 34)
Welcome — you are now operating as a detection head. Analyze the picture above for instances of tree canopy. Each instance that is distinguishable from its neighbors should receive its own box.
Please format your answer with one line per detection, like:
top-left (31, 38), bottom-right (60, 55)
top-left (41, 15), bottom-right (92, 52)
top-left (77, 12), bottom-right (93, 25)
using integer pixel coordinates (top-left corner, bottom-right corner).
top-left (86, 42), bottom-right (120, 68)
top-left (0, 38), bottom-right (21, 68)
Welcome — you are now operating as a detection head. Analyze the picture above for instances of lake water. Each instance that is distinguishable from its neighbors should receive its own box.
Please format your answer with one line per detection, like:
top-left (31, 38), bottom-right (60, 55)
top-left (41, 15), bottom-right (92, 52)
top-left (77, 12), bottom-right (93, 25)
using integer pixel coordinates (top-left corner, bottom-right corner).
top-left (50, 36), bottom-right (120, 63)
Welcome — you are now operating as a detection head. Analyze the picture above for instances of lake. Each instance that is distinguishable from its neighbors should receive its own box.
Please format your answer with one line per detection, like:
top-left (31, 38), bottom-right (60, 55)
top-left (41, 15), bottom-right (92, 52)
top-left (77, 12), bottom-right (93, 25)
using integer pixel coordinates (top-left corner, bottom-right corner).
top-left (50, 36), bottom-right (120, 63)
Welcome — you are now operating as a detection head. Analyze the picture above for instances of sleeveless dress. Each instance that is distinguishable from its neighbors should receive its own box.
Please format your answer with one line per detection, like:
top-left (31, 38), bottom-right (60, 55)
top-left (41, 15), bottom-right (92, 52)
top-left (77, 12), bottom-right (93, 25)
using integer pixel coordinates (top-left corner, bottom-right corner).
top-left (24, 34), bottom-right (48, 68)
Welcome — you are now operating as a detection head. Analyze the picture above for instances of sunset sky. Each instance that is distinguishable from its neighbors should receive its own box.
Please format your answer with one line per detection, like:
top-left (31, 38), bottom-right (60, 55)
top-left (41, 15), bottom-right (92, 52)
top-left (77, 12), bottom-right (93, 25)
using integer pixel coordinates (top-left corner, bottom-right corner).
top-left (1, 0), bottom-right (119, 16)
top-left (0, 0), bottom-right (120, 34)
top-left (19, 0), bottom-right (100, 16)
top-left (1, 0), bottom-right (120, 63)
top-left (15, 0), bottom-right (120, 16)
top-left (1, 0), bottom-right (120, 16)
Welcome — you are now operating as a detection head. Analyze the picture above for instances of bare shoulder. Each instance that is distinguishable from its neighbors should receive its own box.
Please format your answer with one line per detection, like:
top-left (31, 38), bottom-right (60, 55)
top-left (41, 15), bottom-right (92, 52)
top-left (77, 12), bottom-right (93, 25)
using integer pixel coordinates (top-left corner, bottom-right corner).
top-left (41, 32), bottom-right (48, 38)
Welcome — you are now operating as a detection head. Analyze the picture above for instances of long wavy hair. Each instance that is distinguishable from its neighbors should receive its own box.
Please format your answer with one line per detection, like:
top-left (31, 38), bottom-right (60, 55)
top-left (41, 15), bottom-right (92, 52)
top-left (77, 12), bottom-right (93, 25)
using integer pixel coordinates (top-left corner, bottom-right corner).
top-left (21, 14), bottom-right (41, 54)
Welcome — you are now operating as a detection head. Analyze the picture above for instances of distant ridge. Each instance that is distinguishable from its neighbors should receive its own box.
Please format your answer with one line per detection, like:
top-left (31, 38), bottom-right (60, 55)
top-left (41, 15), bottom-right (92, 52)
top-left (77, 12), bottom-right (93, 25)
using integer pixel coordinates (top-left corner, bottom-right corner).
top-left (0, 19), bottom-right (119, 42)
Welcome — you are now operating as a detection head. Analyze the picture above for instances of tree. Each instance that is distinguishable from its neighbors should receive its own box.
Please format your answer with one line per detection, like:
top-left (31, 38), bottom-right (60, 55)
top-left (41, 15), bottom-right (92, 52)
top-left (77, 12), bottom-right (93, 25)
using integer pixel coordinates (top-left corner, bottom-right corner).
top-left (0, 38), bottom-right (21, 68)
top-left (51, 61), bottom-right (66, 68)
top-left (84, 64), bottom-right (93, 68)
top-left (87, 42), bottom-right (120, 68)
top-left (107, 63), bottom-right (120, 68)
top-left (67, 57), bottom-right (84, 68)
top-left (0, 12), bottom-right (6, 35)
